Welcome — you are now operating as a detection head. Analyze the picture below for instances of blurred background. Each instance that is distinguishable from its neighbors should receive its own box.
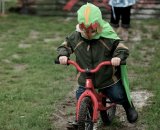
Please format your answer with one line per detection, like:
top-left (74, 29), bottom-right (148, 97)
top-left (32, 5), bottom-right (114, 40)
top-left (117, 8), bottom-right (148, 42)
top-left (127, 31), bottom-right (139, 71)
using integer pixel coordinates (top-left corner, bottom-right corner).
top-left (1, 0), bottom-right (160, 18)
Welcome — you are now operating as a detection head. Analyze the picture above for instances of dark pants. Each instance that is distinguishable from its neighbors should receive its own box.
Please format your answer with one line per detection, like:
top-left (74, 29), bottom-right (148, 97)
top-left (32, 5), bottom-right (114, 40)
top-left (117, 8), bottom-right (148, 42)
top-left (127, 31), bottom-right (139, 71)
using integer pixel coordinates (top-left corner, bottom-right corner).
top-left (110, 6), bottom-right (132, 28)
top-left (76, 80), bottom-right (129, 105)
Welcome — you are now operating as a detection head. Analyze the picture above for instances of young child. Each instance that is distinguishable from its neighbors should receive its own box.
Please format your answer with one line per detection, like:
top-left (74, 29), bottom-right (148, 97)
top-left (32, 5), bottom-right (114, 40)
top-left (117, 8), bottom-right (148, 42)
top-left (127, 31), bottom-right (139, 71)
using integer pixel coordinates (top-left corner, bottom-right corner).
top-left (56, 3), bottom-right (138, 123)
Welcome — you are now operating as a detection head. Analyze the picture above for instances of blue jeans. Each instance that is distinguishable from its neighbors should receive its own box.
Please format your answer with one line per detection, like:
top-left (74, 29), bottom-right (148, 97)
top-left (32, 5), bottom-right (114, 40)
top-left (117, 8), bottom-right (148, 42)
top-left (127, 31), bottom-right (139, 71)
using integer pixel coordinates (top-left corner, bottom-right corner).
top-left (76, 80), bottom-right (128, 105)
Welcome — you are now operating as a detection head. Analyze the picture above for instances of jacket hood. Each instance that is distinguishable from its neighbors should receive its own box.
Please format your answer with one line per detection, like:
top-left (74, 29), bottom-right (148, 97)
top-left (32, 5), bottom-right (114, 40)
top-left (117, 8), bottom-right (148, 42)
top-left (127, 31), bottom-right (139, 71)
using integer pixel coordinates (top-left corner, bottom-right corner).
top-left (77, 3), bottom-right (120, 40)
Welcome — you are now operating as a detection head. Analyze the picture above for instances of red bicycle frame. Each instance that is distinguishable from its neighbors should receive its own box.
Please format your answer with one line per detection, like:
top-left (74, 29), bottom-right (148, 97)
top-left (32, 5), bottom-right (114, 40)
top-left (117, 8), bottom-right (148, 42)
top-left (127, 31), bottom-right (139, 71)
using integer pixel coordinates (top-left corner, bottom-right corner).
top-left (67, 60), bottom-right (116, 123)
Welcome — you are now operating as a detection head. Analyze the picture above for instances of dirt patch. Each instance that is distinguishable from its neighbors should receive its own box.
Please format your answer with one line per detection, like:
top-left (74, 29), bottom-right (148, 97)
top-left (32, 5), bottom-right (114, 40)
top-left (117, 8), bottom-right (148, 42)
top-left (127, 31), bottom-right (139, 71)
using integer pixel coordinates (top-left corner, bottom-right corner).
top-left (12, 54), bottom-right (21, 59)
top-left (43, 32), bottom-right (63, 43)
top-left (2, 59), bottom-right (11, 64)
top-left (13, 64), bottom-right (28, 72)
top-left (51, 88), bottom-right (153, 130)
top-left (29, 30), bottom-right (39, 39)
top-left (131, 90), bottom-right (153, 109)
top-left (18, 43), bottom-right (31, 48)
top-left (51, 87), bottom-right (77, 130)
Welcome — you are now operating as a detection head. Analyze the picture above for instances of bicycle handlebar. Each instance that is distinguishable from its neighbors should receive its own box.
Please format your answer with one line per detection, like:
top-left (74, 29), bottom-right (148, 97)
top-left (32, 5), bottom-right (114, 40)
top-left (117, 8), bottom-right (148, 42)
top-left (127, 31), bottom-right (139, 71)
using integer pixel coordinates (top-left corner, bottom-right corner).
top-left (55, 59), bottom-right (115, 73)
top-left (68, 60), bottom-right (112, 73)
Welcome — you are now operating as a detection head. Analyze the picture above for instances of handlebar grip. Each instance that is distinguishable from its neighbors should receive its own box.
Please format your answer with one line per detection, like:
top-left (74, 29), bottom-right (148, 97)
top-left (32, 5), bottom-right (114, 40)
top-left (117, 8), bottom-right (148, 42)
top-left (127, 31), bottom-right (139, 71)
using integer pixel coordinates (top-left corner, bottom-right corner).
top-left (54, 59), bottom-right (60, 64)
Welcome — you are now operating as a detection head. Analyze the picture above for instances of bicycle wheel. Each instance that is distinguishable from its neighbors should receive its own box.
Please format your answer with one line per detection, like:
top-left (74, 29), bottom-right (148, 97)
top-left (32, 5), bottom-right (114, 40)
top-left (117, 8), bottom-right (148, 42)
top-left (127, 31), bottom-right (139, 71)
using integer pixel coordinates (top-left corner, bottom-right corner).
top-left (78, 97), bottom-right (94, 130)
top-left (100, 98), bottom-right (116, 125)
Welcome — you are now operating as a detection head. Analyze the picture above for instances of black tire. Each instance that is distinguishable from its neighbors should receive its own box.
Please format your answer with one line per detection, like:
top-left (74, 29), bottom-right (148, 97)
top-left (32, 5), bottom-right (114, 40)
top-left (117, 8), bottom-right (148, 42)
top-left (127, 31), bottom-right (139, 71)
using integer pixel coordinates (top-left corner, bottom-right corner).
top-left (78, 97), bottom-right (94, 130)
top-left (100, 98), bottom-right (116, 125)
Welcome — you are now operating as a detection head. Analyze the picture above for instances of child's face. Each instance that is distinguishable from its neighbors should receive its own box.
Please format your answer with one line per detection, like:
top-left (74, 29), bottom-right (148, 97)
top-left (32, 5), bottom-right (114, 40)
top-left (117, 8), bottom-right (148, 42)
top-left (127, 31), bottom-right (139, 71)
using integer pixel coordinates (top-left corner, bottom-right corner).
top-left (79, 22), bottom-right (99, 39)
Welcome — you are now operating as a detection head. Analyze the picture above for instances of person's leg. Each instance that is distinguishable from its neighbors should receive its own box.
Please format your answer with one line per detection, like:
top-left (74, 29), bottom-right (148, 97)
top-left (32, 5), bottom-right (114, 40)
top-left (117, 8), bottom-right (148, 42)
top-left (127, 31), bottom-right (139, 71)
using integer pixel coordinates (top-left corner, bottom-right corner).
top-left (119, 6), bottom-right (132, 41)
top-left (102, 80), bottom-right (138, 123)
top-left (110, 7), bottom-right (121, 28)
top-left (119, 6), bottom-right (131, 41)
top-left (76, 85), bottom-right (86, 100)
top-left (101, 80), bottom-right (127, 104)
top-left (122, 100), bottom-right (138, 123)
top-left (121, 6), bottom-right (132, 28)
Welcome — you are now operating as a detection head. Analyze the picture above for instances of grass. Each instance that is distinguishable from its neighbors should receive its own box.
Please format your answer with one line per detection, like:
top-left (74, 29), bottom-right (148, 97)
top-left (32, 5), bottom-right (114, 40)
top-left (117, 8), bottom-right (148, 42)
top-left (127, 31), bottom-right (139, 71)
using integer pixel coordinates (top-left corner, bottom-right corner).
top-left (0, 10), bottom-right (160, 130)
top-left (0, 13), bottom-right (77, 130)
top-left (126, 20), bottom-right (160, 129)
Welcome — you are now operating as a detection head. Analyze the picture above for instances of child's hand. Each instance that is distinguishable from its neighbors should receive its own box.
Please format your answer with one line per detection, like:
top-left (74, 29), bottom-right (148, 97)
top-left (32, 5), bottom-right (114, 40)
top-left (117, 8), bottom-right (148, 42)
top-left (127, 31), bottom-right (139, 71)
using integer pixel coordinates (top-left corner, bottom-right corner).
top-left (59, 56), bottom-right (68, 65)
top-left (111, 57), bottom-right (121, 66)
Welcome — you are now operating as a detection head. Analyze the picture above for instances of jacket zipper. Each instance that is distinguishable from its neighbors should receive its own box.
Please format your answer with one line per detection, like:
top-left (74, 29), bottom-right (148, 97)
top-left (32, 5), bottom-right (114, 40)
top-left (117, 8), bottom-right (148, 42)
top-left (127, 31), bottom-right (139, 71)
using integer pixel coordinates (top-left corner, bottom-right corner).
top-left (89, 42), bottom-right (96, 87)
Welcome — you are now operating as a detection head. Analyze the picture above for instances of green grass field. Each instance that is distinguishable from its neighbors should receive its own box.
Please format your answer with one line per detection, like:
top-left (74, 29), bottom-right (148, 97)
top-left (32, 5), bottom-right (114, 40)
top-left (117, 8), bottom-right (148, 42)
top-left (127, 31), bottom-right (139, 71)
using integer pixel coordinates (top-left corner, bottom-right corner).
top-left (0, 9), bottom-right (160, 130)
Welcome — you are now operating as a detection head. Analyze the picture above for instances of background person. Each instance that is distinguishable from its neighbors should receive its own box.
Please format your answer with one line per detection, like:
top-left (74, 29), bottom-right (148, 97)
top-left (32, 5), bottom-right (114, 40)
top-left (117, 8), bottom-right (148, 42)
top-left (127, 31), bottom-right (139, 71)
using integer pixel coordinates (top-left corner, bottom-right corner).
top-left (108, 0), bottom-right (137, 41)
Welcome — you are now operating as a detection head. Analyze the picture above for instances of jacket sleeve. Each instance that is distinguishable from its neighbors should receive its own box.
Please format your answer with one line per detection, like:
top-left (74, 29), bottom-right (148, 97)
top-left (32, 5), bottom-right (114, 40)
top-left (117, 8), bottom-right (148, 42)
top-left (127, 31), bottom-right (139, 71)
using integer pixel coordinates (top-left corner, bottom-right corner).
top-left (112, 41), bottom-right (129, 61)
top-left (56, 38), bottom-right (73, 58)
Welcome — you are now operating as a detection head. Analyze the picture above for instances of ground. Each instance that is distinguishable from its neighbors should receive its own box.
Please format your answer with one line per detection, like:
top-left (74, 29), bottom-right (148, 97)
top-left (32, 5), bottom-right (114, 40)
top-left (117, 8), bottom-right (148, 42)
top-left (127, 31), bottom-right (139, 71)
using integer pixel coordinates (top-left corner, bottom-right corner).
top-left (51, 88), bottom-right (152, 130)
